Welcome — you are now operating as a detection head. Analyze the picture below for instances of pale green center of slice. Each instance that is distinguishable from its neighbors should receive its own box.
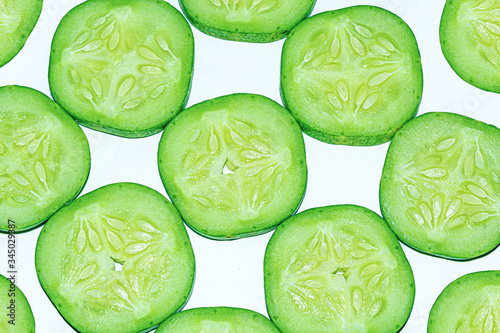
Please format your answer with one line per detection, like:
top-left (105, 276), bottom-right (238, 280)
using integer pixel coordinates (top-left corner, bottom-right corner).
top-left (206, 0), bottom-right (277, 21)
top-left (0, 117), bottom-right (61, 208)
top-left (200, 320), bottom-right (234, 332)
top-left (62, 8), bottom-right (181, 117)
top-left (281, 222), bottom-right (396, 326)
top-left (60, 203), bottom-right (174, 317)
top-left (454, 287), bottom-right (500, 333)
top-left (178, 111), bottom-right (290, 216)
top-left (292, 18), bottom-right (407, 124)
top-left (460, 0), bottom-right (500, 68)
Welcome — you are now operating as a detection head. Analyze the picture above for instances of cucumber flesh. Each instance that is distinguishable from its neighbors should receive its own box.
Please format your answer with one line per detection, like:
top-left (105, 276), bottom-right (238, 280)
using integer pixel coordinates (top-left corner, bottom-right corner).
top-left (380, 112), bottom-right (500, 259)
top-left (179, 0), bottom-right (316, 42)
top-left (49, 0), bottom-right (194, 138)
top-left (0, 85), bottom-right (90, 232)
top-left (281, 5), bottom-right (423, 145)
top-left (156, 307), bottom-right (280, 332)
top-left (158, 93), bottom-right (307, 240)
top-left (264, 205), bottom-right (415, 333)
top-left (428, 271), bottom-right (500, 332)
top-left (35, 183), bottom-right (195, 333)
top-left (0, 274), bottom-right (35, 333)
top-left (0, 0), bottom-right (42, 67)
top-left (440, 0), bottom-right (500, 92)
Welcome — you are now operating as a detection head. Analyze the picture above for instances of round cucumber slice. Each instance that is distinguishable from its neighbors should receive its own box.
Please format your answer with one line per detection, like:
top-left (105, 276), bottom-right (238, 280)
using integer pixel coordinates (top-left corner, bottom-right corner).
top-left (440, 0), bottom-right (500, 93)
top-left (49, 0), bottom-right (194, 138)
top-left (158, 93), bottom-right (307, 240)
top-left (428, 271), bottom-right (500, 333)
top-left (264, 205), bottom-right (415, 333)
top-left (178, 0), bottom-right (316, 43)
top-left (0, 0), bottom-right (42, 67)
top-left (380, 112), bottom-right (500, 259)
top-left (35, 182), bottom-right (195, 333)
top-left (0, 85), bottom-right (90, 232)
top-left (0, 274), bottom-right (35, 333)
top-left (281, 5), bottom-right (423, 146)
top-left (156, 307), bottom-right (280, 332)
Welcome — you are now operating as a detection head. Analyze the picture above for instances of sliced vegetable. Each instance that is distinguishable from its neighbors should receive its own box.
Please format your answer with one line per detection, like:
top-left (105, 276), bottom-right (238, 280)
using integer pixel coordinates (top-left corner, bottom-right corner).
top-left (281, 5), bottom-right (423, 145)
top-left (49, 0), bottom-right (194, 137)
top-left (179, 0), bottom-right (316, 42)
top-left (35, 182), bottom-right (195, 333)
top-left (380, 112), bottom-right (500, 259)
top-left (440, 0), bottom-right (500, 92)
top-left (158, 93), bottom-right (307, 240)
top-left (0, 85), bottom-right (90, 232)
top-left (0, 274), bottom-right (35, 332)
top-left (0, 0), bottom-right (42, 67)
top-left (428, 271), bottom-right (500, 333)
top-left (264, 205), bottom-right (415, 333)
top-left (156, 307), bottom-right (280, 332)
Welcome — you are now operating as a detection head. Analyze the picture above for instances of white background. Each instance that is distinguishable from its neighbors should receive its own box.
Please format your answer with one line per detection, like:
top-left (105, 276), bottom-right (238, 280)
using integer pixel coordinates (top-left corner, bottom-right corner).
top-left (1, 0), bottom-right (500, 332)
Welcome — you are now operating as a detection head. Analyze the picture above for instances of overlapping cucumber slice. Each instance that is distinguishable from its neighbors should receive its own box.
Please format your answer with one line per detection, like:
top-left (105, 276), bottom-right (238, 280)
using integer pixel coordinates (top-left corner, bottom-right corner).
top-left (0, 0), bottom-right (42, 67)
top-left (428, 271), bottom-right (500, 332)
top-left (0, 85), bottom-right (90, 232)
top-left (264, 205), bottom-right (414, 333)
top-left (158, 93), bottom-right (307, 240)
top-left (156, 307), bottom-right (280, 332)
top-left (440, 0), bottom-right (500, 92)
top-left (380, 112), bottom-right (500, 259)
top-left (49, 0), bottom-right (194, 138)
top-left (179, 0), bottom-right (316, 42)
top-left (35, 183), bottom-right (195, 333)
top-left (0, 274), bottom-right (35, 332)
top-left (281, 5), bottom-right (423, 145)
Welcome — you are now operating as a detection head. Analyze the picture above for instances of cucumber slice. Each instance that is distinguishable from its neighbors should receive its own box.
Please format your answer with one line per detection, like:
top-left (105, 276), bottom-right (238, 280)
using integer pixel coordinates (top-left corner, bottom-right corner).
top-left (380, 112), bottom-right (500, 259)
top-left (0, 274), bottom-right (35, 332)
top-left (0, 0), bottom-right (42, 67)
top-left (440, 0), bottom-right (500, 92)
top-left (281, 5), bottom-right (423, 146)
top-left (428, 271), bottom-right (500, 332)
top-left (264, 205), bottom-right (415, 333)
top-left (158, 93), bottom-right (307, 240)
top-left (0, 85), bottom-right (90, 232)
top-left (156, 307), bottom-right (281, 332)
top-left (35, 182), bottom-right (195, 333)
top-left (178, 0), bottom-right (316, 43)
top-left (49, 0), bottom-right (194, 138)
